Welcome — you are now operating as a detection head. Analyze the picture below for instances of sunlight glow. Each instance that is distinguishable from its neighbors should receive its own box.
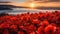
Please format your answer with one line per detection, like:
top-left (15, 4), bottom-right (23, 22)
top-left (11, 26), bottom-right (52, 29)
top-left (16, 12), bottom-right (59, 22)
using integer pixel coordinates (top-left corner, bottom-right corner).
top-left (30, 3), bottom-right (35, 8)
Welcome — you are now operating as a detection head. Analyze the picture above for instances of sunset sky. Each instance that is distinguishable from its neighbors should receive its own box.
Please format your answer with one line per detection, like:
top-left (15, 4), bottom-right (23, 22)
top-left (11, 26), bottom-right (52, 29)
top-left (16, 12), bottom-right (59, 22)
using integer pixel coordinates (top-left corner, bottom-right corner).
top-left (0, 0), bottom-right (60, 2)
top-left (0, 0), bottom-right (27, 2)
top-left (0, 0), bottom-right (60, 7)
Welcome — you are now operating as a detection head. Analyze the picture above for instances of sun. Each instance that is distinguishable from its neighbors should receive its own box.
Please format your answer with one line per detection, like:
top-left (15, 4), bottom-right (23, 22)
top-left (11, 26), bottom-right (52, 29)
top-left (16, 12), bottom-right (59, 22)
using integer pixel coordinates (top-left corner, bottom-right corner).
top-left (30, 3), bottom-right (35, 8)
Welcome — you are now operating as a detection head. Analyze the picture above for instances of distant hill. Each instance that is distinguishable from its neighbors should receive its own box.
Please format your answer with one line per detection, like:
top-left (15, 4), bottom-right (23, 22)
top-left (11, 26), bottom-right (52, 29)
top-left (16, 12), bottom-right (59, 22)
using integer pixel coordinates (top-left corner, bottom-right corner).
top-left (0, 5), bottom-right (13, 10)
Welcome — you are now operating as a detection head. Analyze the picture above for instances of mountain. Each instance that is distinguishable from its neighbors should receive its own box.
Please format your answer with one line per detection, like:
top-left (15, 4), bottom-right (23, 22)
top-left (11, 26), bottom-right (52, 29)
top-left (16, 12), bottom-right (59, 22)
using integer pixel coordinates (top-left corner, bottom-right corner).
top-left (0, 5), bottom-right (13, 10)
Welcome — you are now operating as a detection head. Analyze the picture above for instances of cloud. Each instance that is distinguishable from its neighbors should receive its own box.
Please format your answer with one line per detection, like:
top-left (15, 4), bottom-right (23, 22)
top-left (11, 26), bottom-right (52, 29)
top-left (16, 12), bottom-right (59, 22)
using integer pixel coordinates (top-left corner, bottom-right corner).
top-left (34, 0), bottom-right (60, 2)
top-left (0, 0), bottom-right (10, 1)
top-left (0, 0), bottom-right (27, 2)
top-left (48, 0), bottom-right (60, 2)
top-left (0, 0), bottom-right (60, 3)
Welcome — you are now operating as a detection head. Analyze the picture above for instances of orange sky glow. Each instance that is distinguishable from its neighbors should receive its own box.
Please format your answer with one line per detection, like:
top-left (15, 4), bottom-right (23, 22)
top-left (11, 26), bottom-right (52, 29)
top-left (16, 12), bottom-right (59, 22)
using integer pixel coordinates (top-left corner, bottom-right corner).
top-left (0, 0), bottom-right (58, 8)
top-left (9, 2), bottom-right (60, 7)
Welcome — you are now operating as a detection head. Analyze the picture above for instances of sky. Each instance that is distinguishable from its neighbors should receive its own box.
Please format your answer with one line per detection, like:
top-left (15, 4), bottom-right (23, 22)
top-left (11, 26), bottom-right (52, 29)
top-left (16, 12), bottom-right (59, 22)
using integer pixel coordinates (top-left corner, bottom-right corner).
top-left (0, 0), bottom-right (60, 2)
top-left (0, 0), bottom-right (60, 7)
top-left (0, 0), bottom-right (27, 2)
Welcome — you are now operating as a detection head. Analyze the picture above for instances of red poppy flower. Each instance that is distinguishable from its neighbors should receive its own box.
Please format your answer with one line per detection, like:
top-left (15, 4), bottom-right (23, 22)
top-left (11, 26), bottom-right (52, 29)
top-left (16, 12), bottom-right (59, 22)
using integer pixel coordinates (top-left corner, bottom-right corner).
top-left (18, 31), bottom-right (24, 34)
top-left (10, 25), bottom-right (17, 31)
top-left (41, 20), bottom-right (49, 27)
top-left (30, 31), bottom-right (36, 34)
top-left (0, 23), bottom-right (9, 29)
top-left (37, 26), bottom-right (44, 34)
top-left (3, 29), bottom-right (9, 34)
top-left (32, 19), bottom-right (40, 25)
top-left (44, 25), bottom-right (56, 34)
top-left (28, 25), bottom-right (36, 31)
